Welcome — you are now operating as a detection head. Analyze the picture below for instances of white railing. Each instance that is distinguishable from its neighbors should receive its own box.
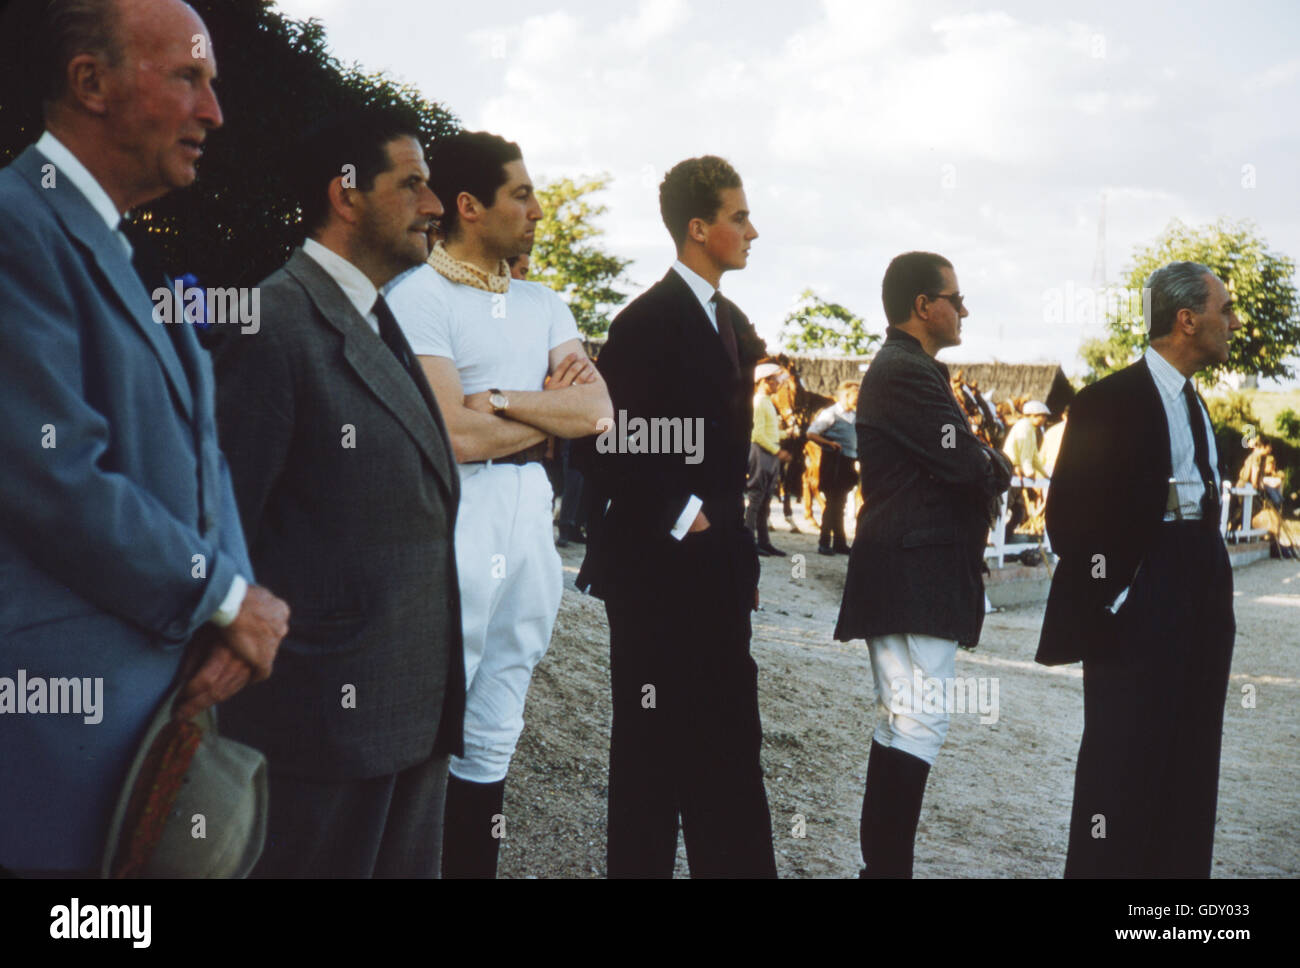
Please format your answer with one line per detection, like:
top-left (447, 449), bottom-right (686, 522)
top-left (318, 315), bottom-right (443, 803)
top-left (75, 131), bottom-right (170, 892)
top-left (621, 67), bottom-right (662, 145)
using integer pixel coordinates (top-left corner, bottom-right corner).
top-left (1221, 483), bottom-right (1270, 542)
top-left (985, 476), bottom-right (1052, 568)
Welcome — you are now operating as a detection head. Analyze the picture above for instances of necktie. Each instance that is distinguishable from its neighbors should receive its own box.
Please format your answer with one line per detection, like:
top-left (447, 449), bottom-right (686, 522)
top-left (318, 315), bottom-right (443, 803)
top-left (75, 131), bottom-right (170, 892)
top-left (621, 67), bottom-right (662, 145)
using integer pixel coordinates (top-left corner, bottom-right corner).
top-left (710, 292), bottom-right (740, 372)
top-left (1182, 379), bottom-right (1220, 520)
top-left (372, 295), bottom-right (431, 402)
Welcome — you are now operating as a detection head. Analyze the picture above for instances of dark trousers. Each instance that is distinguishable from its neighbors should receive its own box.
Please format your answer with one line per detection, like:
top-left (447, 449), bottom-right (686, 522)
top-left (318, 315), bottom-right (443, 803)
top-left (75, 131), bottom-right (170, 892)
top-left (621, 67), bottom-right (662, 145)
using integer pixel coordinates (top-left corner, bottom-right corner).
top-left (254, 753), bottom-right (449, 877)
top-left (745, 444), bottom-right (781, 545)
top-left (1065, 521), bottom-right (1235, 877)
top-left (818, 448), bottom-right (858, 548)
top-left (604, 526), bottom-right (777, 878)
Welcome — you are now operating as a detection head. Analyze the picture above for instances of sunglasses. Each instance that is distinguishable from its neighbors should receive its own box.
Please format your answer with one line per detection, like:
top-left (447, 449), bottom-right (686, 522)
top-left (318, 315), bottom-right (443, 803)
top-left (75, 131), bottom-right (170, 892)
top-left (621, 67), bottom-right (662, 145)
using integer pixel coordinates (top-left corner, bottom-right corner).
top-left (927, 292), bottom-right (965, 312)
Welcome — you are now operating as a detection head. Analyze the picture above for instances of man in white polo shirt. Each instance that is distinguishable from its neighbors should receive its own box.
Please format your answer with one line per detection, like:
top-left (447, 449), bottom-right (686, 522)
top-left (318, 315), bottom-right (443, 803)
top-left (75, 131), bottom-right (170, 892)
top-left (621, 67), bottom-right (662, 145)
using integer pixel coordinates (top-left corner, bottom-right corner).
top-left (387, 131), bottom-right (612, 878)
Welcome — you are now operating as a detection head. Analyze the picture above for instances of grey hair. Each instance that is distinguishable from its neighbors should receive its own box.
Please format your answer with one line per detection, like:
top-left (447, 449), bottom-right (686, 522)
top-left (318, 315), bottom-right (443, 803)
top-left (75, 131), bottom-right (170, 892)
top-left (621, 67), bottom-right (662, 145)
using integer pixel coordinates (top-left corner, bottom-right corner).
top-left (1146, 261), bottom-right (1213, 339)
top-left (40, 0), bottom-right (123, 107)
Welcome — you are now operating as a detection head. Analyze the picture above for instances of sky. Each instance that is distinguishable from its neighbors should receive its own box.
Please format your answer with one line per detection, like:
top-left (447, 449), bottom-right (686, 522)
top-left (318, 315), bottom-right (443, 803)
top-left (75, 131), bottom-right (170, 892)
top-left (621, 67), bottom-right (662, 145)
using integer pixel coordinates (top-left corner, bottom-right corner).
top-left (271, 0), bottom-right (1300, 381)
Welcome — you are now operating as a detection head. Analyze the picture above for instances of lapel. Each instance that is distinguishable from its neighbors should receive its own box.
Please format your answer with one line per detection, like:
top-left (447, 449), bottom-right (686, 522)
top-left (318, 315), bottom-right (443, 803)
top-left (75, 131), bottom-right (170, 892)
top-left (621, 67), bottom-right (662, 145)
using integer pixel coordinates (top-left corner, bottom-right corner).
top-left (659, 269), bottom-right (735, 379)
top-left (15, 147), bottom-right (194, 421)
top-left (284, 250), bottom-right (457, 504)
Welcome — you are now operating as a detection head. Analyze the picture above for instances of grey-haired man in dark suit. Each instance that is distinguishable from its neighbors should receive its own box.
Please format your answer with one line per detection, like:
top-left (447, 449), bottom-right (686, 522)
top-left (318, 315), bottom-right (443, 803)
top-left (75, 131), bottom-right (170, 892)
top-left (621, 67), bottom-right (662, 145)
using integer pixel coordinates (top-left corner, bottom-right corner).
top-left (834, 252), bottom-right (1012, 877)
top-left (214, 109), bottom-right (464, 876)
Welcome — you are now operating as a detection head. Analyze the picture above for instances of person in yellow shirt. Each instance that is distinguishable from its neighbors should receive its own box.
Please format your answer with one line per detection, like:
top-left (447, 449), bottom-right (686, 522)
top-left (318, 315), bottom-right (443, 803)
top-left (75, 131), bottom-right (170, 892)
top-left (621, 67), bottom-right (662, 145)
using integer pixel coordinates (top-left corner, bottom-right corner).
top-left (1002, 400), bottom-right (1050, 534)
top-left (1040, 405), bottom-right (1068, 477)
top-left (746, 363), bottom-right (792, 555)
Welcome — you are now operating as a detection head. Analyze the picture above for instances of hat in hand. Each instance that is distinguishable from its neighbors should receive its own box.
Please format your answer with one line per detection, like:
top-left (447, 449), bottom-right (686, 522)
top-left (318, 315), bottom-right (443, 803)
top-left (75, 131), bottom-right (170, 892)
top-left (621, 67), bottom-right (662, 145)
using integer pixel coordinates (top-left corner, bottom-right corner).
top-left (100, 674), bottom-right (267, 878)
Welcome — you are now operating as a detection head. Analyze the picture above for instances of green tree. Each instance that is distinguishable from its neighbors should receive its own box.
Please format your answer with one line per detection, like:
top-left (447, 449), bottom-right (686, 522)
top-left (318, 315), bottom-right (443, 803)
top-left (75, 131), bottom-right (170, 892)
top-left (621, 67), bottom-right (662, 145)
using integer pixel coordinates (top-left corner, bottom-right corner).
top-left (530, 175), bottom-right (631, 338)
top-left (0, 1), bottom-right (460, 294)
top-left (1276, 408), bottom-right (1300, 441)
top-left (780, 289), bottom-right (880, 356)
top-left (1083, 218), bottom-right (1300, 384)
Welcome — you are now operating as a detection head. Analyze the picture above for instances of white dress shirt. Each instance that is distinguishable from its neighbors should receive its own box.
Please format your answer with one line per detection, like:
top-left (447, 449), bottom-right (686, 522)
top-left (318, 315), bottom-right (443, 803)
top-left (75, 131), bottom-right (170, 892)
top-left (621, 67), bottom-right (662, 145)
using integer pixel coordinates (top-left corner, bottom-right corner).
top-left (667, 261), bottom-right (729, 538)
top-left (1144, 346), bottom-right (1220, 521)
top-left (35, 131), bottom-right (248, 625)
top-left (35, 130), bottom-right (132, 259)
top-left (302, 238), bottom-right (380, 335)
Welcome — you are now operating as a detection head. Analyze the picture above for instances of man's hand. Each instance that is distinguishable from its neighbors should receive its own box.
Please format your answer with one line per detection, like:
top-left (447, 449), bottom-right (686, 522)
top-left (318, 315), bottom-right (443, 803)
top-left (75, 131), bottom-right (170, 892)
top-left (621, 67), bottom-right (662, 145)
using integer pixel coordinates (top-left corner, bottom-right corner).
top-left (546, 352), bottom-right (598, 389)
top-left (688, 509), bottom-right (711, 533)
top-left (777, 448), bottom-right (793, 464)
top-left (174, 638), bottom-right (252, 721)
top-left (463, 390), bottom-right (496, 415)
top-left (215, 583), bottom-right (288, 683)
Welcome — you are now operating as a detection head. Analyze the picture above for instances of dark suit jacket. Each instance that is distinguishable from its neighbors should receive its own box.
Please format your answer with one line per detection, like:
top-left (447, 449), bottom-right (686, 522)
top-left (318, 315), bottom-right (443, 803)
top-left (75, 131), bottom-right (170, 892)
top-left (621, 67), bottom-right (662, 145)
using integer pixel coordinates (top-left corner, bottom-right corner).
top-left (577, 268), bottom-right (767, 599)
top-left (0, 146), bottom-right (253, 871)
top-left (214, 249), bottom-right (464, 779)
top-left (834, 328), bottom-right (1011, 648)
top-left (1036, 358), bottom-right (1178, 665)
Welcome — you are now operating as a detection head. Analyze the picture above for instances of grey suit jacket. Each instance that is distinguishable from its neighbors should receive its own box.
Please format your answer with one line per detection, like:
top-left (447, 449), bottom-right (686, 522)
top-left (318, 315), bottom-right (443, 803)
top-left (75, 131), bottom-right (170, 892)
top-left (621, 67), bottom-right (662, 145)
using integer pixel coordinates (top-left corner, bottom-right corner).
top-left (0, 145), bottom-right (252, 871)
top-left (213, 249), bottom-right (464, 780)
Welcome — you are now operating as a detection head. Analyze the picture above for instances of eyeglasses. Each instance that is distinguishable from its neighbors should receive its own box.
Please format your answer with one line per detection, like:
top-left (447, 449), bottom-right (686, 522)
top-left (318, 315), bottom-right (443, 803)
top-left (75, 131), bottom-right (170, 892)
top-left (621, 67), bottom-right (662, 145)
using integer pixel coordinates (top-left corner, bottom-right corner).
top-left (927, 292), bottom-right (965, 312)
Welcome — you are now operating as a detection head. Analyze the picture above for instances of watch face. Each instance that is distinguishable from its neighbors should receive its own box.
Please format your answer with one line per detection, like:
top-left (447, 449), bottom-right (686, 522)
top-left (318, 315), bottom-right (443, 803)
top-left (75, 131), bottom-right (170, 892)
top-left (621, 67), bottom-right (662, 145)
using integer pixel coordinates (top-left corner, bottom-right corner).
top-left (490, 393), bottom-right (508, 411)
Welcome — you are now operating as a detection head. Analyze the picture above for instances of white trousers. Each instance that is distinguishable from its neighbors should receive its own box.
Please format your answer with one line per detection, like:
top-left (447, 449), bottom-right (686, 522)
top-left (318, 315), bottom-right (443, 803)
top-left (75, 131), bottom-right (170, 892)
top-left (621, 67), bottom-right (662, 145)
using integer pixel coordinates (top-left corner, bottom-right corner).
top-left (450, 462), bottom-right (563, 783)
top-left (867, 633), bottom-right (958, 766)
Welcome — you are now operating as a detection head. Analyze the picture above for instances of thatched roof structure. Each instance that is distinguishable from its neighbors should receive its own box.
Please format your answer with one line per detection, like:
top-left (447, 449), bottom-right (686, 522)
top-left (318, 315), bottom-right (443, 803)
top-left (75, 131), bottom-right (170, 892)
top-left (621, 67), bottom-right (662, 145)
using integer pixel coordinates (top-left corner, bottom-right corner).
top-left (790, 355), bottom-right (1075, 415)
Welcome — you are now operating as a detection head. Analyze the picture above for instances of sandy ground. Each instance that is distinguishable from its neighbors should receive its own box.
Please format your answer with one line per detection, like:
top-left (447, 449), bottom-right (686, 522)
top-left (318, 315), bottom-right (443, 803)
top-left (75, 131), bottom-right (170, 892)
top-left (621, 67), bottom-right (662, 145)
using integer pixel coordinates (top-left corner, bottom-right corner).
top-left (497, 512), bottom-right (1300, 878)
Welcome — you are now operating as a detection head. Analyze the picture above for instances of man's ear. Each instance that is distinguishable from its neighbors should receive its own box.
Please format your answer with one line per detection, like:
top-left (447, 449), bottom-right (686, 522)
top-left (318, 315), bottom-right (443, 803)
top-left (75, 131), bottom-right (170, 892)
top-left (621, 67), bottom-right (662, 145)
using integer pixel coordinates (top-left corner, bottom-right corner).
top-left (326, 176), bottom-right (361, 226)
top-left (687, 216), bottom-right (709, 245)
top-left (456, 191), bottom-right (481, 226)
top-left (912, 292), bottom-right (930, 320)
top-left (65, 52), bottom-right (113, 117)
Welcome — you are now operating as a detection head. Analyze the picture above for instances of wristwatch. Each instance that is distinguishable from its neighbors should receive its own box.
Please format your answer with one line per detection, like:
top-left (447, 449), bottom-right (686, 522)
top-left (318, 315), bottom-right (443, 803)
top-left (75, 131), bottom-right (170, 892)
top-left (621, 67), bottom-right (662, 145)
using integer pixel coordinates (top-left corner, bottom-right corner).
top-left (489, 389), bottom-right (509, 415)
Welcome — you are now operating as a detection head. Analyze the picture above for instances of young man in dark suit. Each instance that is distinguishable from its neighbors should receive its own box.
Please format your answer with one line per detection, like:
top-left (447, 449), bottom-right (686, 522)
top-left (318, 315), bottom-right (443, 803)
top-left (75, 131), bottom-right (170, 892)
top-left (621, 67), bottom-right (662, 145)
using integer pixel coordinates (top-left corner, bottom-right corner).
top-left (578, 155), bottom-right (777, 878)
top-left (834, 252), bottom-right (1012, 877)
top-left (1039, 261), bottom-right (1241, 876)
top-left (213, 110), bottom-right (464, 876)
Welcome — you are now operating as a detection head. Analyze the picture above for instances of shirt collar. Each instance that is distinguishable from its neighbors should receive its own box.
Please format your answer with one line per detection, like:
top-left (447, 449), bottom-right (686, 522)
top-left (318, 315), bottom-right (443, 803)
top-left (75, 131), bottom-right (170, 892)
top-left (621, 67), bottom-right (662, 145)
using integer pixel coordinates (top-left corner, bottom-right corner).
top-left (35, 130), bottom-right (125, 236)
top-left (672, 259), bottom-right (718, 315)
top-left (302, 237), bottom-right (379, 322)
top-left (1144, 345), bottom-right (1192, 402)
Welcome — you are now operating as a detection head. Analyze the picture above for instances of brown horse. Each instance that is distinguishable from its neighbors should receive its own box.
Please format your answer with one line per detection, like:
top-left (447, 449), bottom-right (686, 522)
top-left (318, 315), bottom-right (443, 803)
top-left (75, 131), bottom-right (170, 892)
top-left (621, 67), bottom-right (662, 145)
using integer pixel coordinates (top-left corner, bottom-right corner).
top-left (764, 355), bottom-right (835, 528)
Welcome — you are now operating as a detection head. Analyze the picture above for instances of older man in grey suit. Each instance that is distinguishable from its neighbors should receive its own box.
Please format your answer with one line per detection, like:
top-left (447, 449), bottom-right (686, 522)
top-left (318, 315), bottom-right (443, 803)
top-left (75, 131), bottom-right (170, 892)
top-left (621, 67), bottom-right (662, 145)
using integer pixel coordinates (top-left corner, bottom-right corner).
top-left (834, 252), bottom-right (1012, 877)
top-left (0, 0), bottom-right (288, 873)
top-left (213, 109), bottom-right (464, 876)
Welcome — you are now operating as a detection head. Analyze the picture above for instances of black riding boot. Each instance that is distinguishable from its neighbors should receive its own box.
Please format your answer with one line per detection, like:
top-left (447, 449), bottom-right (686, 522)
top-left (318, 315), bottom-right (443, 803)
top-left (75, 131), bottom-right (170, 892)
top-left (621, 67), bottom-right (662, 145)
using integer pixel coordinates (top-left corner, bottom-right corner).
top-left (858, 740), bottom-right (932, 878)
top-left (442, 774), bottom-right (507, 878)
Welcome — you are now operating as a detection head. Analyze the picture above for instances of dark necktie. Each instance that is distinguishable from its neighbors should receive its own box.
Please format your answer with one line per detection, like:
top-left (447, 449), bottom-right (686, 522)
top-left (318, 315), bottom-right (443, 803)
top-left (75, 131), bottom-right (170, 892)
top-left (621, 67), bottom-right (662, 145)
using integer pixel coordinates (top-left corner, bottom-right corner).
top-left (1182, 379), bottom-right (1220, 520)
top-left (372, 295), bottom-right (431, 402)
top-left (710, 292), bottom-right (740, 372)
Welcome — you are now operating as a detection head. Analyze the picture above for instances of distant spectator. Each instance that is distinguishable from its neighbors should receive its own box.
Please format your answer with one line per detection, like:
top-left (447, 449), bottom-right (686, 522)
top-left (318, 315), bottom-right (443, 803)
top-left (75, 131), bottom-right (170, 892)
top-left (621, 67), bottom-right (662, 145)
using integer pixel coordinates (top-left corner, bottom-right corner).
top-left (808, 380), bottom-right (860, 555)
top-left (1002, 400), bottom-right (1049, 534)
top-left (507, 252), bottom-right (530, 280)
top-left (1041, 405), bottom-right (1068, 477)
top-left (746, 362), bottom-right (792, 556)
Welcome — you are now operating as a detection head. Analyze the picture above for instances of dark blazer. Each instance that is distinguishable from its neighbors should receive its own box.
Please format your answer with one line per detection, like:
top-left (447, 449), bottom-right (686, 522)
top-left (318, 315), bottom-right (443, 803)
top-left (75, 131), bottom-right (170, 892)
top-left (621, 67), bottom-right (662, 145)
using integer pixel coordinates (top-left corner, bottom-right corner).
top-left (834, 328), bottom-right (1011, 648)
top-left (577, 268), bottom-right (767, 598)
top-left (213, 249), bottom-right (465, 779)
top-left (1036, 358), bottom-right (1176, 665)
top-left (0, 146), bottom-right (252, 871)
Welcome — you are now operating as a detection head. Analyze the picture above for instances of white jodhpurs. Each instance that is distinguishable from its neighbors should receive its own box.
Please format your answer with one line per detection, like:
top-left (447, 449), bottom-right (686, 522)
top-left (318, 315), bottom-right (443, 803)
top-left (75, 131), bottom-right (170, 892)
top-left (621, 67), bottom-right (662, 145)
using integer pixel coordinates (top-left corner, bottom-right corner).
top-left (866, 633), bottom-right (958, 766)
top-left (450, 461), bottom-right (563, 783)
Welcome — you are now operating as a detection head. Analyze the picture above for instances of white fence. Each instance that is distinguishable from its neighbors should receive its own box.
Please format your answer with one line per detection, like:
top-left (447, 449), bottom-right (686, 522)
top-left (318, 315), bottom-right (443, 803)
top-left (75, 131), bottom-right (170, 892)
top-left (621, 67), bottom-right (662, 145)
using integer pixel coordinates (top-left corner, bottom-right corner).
top-left (985, 479), bottom-right (1270, 568)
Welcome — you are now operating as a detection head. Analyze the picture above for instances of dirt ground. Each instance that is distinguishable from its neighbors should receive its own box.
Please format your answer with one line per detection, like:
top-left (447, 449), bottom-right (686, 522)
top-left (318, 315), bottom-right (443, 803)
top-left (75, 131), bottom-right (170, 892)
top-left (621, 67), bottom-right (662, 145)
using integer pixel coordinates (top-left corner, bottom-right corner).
top-left (497, 513), bottom-right (1300, 878)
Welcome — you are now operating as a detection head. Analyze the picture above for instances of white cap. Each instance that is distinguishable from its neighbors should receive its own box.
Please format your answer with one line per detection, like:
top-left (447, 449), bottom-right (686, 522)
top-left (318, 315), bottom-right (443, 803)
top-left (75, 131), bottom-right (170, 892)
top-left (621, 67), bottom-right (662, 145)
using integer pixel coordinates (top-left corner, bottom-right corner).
top-left (754, 362), bottom-right (782, 382)
top-left (1023, 400), bottom-right (1050, 415)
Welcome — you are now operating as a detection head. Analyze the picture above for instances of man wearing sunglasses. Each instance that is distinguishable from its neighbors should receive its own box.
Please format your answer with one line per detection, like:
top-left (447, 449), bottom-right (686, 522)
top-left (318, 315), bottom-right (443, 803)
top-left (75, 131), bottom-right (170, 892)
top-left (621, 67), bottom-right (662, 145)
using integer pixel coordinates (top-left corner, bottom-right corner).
top-left (834, 251), bottom-right (1012, 876)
